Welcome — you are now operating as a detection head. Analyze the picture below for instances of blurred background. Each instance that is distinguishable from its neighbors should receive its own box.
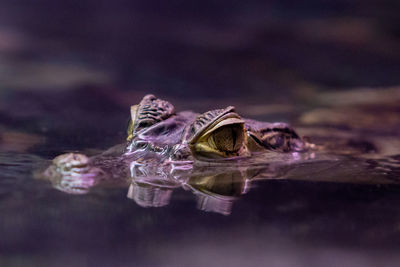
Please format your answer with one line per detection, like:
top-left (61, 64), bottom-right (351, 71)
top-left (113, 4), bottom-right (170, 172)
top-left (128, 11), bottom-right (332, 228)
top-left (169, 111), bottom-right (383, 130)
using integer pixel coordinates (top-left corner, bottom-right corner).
top-left (1, 0), bottom-right (400, 94)
top-left (1, 0), bottom-right (399, 154)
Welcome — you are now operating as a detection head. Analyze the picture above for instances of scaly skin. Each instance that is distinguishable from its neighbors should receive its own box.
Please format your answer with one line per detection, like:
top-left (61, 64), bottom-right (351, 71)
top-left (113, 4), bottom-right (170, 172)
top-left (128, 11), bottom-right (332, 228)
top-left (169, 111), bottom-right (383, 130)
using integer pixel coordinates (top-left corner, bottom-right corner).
top-left (36, 91), bottom-right (400, 214)
top-left (38, 94), bottom-right (319, 214)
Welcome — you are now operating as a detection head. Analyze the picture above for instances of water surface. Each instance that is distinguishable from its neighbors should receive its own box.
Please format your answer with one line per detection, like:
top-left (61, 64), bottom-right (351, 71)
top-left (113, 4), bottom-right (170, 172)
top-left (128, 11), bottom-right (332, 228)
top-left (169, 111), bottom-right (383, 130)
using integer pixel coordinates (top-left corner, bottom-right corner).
top-left (1, 1), bottom-right (400, 266)
top-left (1, 87), bottom-right (400, 267)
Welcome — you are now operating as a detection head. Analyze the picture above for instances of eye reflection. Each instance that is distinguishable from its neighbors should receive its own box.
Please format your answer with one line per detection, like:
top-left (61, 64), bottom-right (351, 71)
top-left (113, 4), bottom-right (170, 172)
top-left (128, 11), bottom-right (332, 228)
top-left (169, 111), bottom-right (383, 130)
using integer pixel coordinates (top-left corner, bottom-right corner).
top-left (126, 172), bottom-right (247, 215)
top-left (127, 161), bottom-right (250, 215)
top-left (40, 151), bottom-right (340, 215)
top-left (185, 171), bottom-right (246, 215)
top-left (39, 154), bottom-right (252, 215)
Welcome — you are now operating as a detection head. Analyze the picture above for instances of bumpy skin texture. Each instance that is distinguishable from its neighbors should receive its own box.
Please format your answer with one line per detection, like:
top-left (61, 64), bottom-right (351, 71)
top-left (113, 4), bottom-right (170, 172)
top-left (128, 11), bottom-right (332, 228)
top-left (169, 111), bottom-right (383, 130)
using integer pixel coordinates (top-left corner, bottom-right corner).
top-left (40, 94), bottom-right (309, 196)
top-left (126, 94), bottom-right (307, 161)
top-left (38, 94), bottom-right (400, 212)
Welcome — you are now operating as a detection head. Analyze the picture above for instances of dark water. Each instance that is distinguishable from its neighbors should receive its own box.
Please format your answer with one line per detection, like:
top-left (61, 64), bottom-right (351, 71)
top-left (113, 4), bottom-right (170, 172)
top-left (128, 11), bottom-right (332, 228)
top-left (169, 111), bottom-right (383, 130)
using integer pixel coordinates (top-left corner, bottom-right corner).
top-left (1, 90), bottom-right (400, 267)
top-left (1, 1), bottom-right (400, 267)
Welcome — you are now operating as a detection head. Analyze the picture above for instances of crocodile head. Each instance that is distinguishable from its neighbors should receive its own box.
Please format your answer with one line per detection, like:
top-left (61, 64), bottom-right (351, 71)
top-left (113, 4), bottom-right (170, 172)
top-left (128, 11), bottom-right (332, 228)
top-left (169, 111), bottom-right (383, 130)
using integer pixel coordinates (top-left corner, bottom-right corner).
top-left (126, 94), bottom-right (306, 162)
top-left (38, 94), bottom-right (309, 199)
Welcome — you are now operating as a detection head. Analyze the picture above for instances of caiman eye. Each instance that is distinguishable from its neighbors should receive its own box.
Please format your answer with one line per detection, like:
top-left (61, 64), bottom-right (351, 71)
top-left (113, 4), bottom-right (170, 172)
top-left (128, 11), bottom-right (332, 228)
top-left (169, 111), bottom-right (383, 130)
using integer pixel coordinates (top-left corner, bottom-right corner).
top-left (208, 124), bottom-right (244, 153)
top-left (188, 107), bottom-right (248, 159)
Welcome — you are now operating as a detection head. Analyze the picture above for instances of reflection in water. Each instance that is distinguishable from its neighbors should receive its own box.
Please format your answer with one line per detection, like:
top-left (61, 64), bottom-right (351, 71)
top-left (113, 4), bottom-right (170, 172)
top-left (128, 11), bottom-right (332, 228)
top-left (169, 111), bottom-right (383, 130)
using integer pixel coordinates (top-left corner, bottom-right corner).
top-left (127, 162), bottom-right (250, 215)
top-left (127, 183), bottom-right (173, 208)
top-left (195, 194), bottom-right (234, 216)
top-left (127, 161), bottom-right (182, 207)
top-left (128, 174), bottom-right (248, 215)
top-left (40, 153), bottom-right (104, 194)
top-left (39, 152), bottom-right (262, 214)
top-left (39, 151), bottom-right (400, 215)
top-left (186, 172), bottom-right (247, 215)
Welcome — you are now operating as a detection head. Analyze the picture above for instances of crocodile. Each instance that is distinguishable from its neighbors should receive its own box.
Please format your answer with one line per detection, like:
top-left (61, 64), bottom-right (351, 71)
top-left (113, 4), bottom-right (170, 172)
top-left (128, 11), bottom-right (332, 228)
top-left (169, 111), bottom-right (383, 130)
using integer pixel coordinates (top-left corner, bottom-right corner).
top-left (39, 94), bottom-right (399, 214)
top-left (38, 94), bottom-right (315, 211)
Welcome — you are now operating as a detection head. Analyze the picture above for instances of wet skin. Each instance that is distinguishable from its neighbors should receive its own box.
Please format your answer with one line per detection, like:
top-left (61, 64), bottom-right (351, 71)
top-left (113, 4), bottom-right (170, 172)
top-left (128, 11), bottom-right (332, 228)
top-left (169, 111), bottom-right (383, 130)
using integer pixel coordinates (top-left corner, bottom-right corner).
top-left (43, 93), bottom-right (310, 174)
top-left (37, 94), bottom-right (315, 213)
top-left (38, 94), bottom-right (400, 215)
top-left (125, 94), bottom-right (308, 160)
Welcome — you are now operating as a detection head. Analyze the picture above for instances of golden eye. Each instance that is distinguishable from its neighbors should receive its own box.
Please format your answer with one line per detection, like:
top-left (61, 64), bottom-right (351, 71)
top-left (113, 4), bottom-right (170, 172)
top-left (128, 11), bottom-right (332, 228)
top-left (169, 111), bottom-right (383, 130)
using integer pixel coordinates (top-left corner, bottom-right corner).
top-left (191, 123), bottom-right (247, 159)
top-left (188, 107), bottom-right (249, 159)
top-left (208, 125), bottom-right (244, 153)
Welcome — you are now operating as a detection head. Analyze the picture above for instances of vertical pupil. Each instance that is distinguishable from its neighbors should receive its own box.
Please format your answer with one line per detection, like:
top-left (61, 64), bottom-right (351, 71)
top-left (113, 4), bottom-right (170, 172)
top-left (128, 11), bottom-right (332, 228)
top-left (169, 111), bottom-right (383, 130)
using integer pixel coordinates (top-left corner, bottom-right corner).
top-left (212, 125), bottom-right (243, 152)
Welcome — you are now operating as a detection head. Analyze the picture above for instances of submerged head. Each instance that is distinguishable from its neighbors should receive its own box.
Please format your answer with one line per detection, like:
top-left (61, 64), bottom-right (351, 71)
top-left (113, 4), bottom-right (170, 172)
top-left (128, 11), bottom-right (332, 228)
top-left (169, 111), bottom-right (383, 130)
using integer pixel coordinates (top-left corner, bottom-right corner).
top-left (126, 94), bottom-right (306, 161)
